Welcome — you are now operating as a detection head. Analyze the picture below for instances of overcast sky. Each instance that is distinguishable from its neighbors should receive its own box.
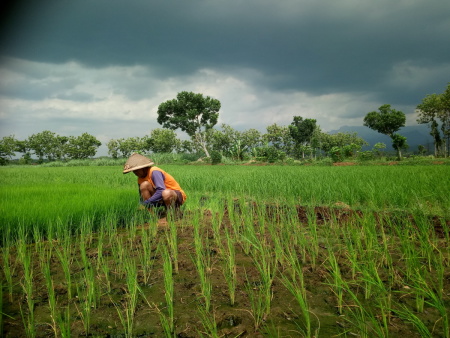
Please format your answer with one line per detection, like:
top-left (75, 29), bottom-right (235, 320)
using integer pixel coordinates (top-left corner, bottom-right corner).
top-left (1, 0), bottom-right (449, 155)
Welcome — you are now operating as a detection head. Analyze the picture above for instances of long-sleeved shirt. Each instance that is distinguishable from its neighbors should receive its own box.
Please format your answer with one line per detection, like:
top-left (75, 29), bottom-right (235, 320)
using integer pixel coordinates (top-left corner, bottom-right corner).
top-left (137, 166), bottom-right (186, 206)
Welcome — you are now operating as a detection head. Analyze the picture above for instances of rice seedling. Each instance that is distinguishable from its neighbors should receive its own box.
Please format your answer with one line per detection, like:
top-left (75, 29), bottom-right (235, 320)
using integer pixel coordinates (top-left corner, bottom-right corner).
top-left (305, 206), bottom-right (320, 269)
top-left (411, 271), bottom-right (449, 337)
top-left (243, 232), bottom-right (277, 329)
top-left (1, 243), bottom-right (15, 302)
top-left (391, 305), bottom-right (432, 338)
top-left (238, 199), bottom-right (257, 256)
top-left (326, 246), bottom-right (345, 315)
top-left (75, 264), bottom-right (97, 335)
top-left (165, 213), bottom-right (179, 274)
top-left (113, 254), bottom-right (139, 337)
top-left (17, 239), bottom-right (35, 337)
top-left (161, 244), bottom-right (175, 334)
top-left (110, 235), bottom-right (126, 278)
top-left (244, 270), bottom-right (268, 331)
top-left (280, 246), bottom-right (316, 337)
top-left (196, 302), bottom-right (219, 338)
top-left (192, 218), bottom-right (213, 311)
top-left (54, 235), bottom-right (74, 300)
top-left (210, 207), bottom-right (225, 255)
top-left (0, 281), bottom-right (5, 335)
top-left (221, 227), bottom-right (237, 306)
top-left (226, 196), bottom-right (241, 236)
top-left (56, 305), bottom-right (71, 338)
top-left (343, 286), bottom-right (388, 338)
top-left (137, 223), bottom-right (156, 286)
top-left (41, 246), bottom-right (59, 336)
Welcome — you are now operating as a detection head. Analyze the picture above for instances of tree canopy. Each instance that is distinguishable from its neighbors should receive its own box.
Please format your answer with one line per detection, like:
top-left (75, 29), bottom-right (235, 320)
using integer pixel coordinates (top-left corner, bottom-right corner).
top-left (363, 104), bottom-right (405, 137)
top-left (289, 116), bottom-right (317, 158)
top-left (363, 104), bottom-right (406, 160)
top-left (157, 91), bottom-right (221, 157)
top-left (416, 83), bottom-right (450, 157)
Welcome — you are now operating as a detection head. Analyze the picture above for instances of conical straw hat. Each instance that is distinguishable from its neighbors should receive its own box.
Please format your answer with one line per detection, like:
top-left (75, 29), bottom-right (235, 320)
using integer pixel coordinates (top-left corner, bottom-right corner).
top-left (123, 153), bottom-right (154, 174)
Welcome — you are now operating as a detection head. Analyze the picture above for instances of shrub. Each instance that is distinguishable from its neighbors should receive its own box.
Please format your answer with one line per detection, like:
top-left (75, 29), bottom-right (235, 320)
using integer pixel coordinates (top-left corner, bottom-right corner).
top-left (357, 151), bottom-right (375, 161)
top-left (329, 147), bottom-right (343, 163)
top-left (210, 151), bottom-right (222, 165)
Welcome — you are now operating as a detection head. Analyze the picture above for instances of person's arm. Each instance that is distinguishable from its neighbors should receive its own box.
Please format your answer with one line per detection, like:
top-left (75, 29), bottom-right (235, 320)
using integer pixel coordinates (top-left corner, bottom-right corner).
top-left (142, 171), bottom-right (166, 206)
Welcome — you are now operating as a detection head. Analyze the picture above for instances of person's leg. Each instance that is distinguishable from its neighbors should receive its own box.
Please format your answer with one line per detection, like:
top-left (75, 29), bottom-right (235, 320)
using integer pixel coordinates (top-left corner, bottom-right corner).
top-left (139, 181), bottom-right (155, 201)
top-left (161, 189), bottom-right (178, 208)
top-left (162, 189), bottom-right (184, 220)
top-left (140, 183), bottom-right (177, 207)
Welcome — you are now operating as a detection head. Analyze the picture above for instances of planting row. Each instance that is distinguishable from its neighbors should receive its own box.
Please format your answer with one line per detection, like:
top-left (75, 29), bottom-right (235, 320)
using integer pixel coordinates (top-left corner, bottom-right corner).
top-left (1, 201), bottom-right (449, 337)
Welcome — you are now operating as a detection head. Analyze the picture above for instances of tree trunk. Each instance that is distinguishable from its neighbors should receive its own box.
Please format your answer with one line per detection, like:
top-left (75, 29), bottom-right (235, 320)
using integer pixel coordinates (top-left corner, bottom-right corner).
top-left (195, 132), bottom-right (210, 158)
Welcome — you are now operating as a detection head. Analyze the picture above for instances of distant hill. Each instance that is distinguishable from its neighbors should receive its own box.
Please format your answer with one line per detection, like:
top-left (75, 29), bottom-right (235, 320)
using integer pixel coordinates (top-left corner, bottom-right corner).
top-left (328, 125), bottom-right (435, 153)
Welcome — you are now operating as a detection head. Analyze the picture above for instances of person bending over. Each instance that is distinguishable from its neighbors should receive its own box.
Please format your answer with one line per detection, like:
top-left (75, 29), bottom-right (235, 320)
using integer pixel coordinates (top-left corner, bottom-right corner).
top-left (123, 153), bottom-right (186, 212)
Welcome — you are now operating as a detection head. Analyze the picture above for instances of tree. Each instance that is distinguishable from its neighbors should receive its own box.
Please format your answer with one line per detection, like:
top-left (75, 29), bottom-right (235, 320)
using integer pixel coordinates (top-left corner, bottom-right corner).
top-left (416, 93), bottom-right (444, 156)
top-left (417, 145), bottom-right (427, 156)
top-left (441, 84), bottom-right (450, 156)
top-left (120, 137), bottom-right (147, 158)
top-left (177, 140), bottom-right (194, 154)
top-left (264, 123), bottom-right (294, 155)
top-left (363, 104), bottom-right (406, 160)
top-left (157, 91), bottom-right (221, 158)
top-left (65, 133), bottom-right (101, 159)
top-left (319, 132), bottom-right (367, 157)
top-left (27, 130), bottom-right (60, 162)
top-left (289, 116), bottom-right (317, 159)
top-left (147, 128), bottom-right (179, 153)
top-left (107, 139), bottom-right (120, 159)
top-left (240, 128), bottom-right (263, 151)
top-left (392, 134), bottom-right (408, 160)
top-left (373, 142), bottom-right (387, 159)
top-left (0, 135), bottom-right (18, 165)
top-left (209, 125), bottom-right (262, 160)
top-left (210, 124), bottom-right (239, 156)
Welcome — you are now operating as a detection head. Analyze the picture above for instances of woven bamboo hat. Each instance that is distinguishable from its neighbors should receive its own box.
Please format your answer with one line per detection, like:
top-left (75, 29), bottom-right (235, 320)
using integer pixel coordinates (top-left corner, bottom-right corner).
top-left (123, 153), bottom-right (154, 174)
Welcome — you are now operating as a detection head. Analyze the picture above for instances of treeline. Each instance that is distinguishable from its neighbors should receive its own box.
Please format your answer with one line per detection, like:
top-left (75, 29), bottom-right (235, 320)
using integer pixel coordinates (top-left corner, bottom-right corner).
top-left (106, 123), bottom-right (370, 163)
top-left (1, 124), bottom-right (373, 165)
top-left (0, 131), bottom-right (101, 165)
top-left (1, 84), bottom-right (448, 165)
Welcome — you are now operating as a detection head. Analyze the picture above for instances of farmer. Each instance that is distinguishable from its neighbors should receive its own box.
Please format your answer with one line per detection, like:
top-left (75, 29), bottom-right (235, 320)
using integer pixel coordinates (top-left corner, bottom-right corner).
top-left (123, 153), bottom-right (186, 212)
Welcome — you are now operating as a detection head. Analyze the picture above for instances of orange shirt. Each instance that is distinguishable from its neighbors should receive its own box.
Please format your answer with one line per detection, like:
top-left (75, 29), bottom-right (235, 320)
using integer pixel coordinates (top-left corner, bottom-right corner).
top-left (138, 166), bottom-right (186, 202)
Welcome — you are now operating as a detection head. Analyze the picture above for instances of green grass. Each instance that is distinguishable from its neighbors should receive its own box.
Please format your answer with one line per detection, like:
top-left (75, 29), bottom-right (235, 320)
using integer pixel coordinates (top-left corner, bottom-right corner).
top-left (0, 164), bottom-right (449, 241)
top-left (0, 163), bottom-right (449, 337)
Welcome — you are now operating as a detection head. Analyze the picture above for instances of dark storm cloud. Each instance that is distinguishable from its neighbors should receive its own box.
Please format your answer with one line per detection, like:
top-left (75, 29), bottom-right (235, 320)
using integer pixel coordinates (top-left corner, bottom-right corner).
top-left (2, 0), bottom-right (449, 106)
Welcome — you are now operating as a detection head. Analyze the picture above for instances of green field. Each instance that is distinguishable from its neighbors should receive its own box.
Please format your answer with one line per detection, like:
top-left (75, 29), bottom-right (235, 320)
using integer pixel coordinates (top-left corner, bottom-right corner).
top-left (0, 164), bottom-right (449, 337)
top-left (1, 164), bottom-right (449, 235)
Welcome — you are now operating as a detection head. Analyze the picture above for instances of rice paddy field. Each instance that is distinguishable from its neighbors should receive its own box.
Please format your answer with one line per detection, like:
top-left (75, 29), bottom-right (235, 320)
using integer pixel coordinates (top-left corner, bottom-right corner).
top-left (0, 164), bottom-right (449, 337)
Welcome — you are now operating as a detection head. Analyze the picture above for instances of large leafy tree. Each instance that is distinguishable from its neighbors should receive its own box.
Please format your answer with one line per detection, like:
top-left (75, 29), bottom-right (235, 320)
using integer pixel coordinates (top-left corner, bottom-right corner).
top-left (209, 124), bottom-right (239, 156)
top-left (363, 104), bottom-right (406, 160)
top-left (65, 133), bottom-right (101, 159)
top-left (0, 135), bottom-right (18, 165)
top-left (441, 84), bottom-right (450, 156)
top-left (209, 124), bottom-right (262, 160)
top-left (240, 128), bottom-right (262, 153)
top-left (416, 83), bottom-right (450, 157)
top-left (157, 91), bottom-right (221, 157)
top-left (27, 130), bottom-right (60, 162)
top-left (147, 128), bottom-right (179, 153)
top-left (108, 137), bottom-right (148, 158)
top-left (264, 123), bottom-right (294, 155)
top-left (289, 116), bottom-right (317, 159)
top-left (319, 132), bottom-right (367, 154)
top-left (107, 139), bottom-right (120, 159)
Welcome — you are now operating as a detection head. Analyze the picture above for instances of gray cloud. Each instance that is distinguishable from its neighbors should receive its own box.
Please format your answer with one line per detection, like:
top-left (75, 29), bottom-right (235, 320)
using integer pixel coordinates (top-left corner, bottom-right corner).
top-left (1, 0), bottom-right (449, 146)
